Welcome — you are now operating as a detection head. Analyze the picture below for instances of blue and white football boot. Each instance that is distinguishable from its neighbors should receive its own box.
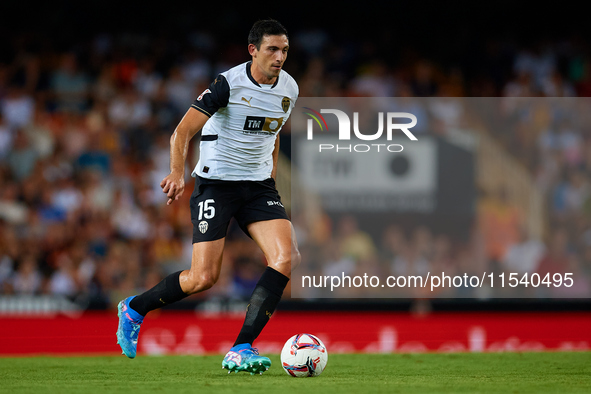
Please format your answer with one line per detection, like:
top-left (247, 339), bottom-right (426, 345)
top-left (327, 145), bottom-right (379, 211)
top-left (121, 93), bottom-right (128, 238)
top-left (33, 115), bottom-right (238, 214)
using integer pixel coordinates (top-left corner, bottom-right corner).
top-left (222, 343), bottom-right (271, 375)
top-left (116, 296), bottom-right (144, 358)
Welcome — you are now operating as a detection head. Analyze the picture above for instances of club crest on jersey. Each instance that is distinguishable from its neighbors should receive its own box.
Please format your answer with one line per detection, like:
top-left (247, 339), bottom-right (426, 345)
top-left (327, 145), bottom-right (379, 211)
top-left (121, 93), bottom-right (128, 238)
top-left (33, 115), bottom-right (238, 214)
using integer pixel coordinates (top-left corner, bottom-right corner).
top-left (197, 89), bottom-right (211, 101)
top-left (199, 221), bottom-right (208, 234)
top-left (282, 97), bottom-right (290, 113)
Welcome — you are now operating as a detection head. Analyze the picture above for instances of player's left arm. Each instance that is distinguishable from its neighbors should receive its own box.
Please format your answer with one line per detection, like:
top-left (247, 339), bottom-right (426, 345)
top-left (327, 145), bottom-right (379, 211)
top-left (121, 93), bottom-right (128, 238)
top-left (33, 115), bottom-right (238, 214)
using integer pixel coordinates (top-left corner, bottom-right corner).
top-left (271, 134), bottom-right (280, 180)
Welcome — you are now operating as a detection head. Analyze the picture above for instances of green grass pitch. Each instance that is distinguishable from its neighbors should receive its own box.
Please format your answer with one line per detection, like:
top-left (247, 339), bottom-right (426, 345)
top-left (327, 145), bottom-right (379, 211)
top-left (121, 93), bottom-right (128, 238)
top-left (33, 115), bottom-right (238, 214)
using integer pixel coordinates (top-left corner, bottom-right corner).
top-left (1, 352), bottom-right (590, 393)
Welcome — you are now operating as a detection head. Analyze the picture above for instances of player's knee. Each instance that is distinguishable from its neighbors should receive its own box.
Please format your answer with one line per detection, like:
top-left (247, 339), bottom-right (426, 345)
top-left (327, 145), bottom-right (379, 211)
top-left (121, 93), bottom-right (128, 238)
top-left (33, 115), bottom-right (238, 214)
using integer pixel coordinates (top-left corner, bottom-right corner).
top-left (291, 247), bottom-right (301, 272)
top-left (269, 253), bottom-right (297, 278)
top-left (184, 271), bottom-right (218, 294)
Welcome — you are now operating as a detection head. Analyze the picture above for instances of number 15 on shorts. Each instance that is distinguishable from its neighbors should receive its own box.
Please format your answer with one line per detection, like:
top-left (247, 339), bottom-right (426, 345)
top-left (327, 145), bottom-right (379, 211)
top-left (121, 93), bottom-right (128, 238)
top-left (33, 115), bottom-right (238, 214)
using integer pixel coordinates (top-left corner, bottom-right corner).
top-left (198, 199), bottom-right (216, 220)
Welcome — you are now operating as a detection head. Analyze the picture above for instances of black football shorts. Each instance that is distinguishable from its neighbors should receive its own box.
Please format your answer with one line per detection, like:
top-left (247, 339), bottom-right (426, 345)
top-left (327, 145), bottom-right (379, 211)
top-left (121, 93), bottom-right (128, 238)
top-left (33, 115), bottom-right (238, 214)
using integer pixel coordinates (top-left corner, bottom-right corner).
top-left (190, 176), bottom-right (290, 243)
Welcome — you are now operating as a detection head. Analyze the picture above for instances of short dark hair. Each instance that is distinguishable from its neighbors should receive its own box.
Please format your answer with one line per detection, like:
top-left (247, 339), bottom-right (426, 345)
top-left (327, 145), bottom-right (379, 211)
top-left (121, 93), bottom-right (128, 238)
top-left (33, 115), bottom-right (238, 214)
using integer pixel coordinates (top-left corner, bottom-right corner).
top-left (248, 19), bottom-right (288, 50)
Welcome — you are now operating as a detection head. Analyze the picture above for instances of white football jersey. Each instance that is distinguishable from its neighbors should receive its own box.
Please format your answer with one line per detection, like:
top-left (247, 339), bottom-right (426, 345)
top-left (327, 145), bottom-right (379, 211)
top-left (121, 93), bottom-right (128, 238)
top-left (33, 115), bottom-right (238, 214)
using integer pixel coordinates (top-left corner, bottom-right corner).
top-left (190, 61), bottom-right (298, 181)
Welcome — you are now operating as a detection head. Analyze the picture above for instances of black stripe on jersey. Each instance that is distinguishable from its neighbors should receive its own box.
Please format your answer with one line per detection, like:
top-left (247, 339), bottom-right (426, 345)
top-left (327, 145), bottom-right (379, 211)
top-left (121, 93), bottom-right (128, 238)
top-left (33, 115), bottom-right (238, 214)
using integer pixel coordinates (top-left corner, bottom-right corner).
top-left (245, 62), bottom-right (280, 88)
top-left (192, 75), bottom-right (230, 117)
top-left (201, 135), bottom-right (218, 141)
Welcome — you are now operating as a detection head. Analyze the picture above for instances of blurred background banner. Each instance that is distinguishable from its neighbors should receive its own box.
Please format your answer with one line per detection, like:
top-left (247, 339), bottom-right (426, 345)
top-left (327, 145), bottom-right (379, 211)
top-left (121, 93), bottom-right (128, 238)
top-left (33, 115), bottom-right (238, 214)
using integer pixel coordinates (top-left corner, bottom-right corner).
top-left (1, 311), bottom-right (590, 355)
top-left (292, 98), bottom-right (475, 216)
top-left (290, 98), bottom-right (591, 299)
top-left (296, 136), bottom-right (440, 212)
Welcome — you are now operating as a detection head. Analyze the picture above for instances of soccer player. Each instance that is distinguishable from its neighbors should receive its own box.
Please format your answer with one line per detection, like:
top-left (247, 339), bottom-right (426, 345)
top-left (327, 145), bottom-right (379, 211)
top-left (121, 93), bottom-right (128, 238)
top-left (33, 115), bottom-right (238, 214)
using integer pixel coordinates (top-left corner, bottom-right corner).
top-left (116, 19), bottom-right (300, 375)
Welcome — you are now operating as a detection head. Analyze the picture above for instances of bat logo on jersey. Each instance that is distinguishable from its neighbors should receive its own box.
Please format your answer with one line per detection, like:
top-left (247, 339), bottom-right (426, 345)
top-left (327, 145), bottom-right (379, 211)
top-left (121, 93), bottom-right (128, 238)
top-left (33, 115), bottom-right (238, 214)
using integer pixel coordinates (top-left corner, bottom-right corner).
top-left (243, 116), bottom-right (284, 134)
top-left (198, 221), bottom-right (208, 234)
top-left (282, 97), bottom-right (291, 113)
top-left (197, 89), bottom-right (211, 101)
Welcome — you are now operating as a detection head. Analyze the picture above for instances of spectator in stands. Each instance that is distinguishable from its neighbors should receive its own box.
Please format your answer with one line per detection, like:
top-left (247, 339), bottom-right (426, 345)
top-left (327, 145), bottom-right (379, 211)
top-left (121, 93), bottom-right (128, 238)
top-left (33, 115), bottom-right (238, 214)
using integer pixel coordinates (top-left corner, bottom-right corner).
top-left (50, 53), bottom-right (90, 112)
top-left (478, 186), bottom-right (522, 264)
top-left (503, 226), bottom-right (546, 275)
top-left (410, 60), bottom-right (438, 96)
top-left (48, 253), bottom-right (79, 298)
top-left (1, 84), bottom-right (35, 128)
top-left (12, 254), bottom-right (43, 295)
top-left (537, 227), bottom-right (571, 276)
top-left (337, 215), bottom-right (376, 263)
top-left (6, 130), bottom-right (38, 181)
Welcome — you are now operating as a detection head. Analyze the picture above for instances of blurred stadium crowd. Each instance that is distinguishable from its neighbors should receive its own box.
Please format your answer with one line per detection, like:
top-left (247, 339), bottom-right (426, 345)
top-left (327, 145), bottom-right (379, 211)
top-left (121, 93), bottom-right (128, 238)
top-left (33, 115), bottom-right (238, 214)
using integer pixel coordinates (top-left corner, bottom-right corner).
top-left (1, 26), bottom-right (591, 308)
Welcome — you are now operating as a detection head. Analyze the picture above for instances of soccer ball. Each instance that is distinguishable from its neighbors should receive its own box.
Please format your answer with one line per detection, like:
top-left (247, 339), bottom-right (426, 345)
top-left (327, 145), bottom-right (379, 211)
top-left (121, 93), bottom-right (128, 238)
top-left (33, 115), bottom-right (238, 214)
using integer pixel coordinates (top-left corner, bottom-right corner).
top-left (280, 333), bottom-right (328, 377)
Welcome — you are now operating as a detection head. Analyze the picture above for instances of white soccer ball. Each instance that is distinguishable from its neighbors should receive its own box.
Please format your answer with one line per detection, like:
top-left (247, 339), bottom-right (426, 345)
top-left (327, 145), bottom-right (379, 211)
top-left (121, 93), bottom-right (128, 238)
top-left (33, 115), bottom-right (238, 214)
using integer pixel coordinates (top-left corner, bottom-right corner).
top-left (280, 333), bottom-right (328, 377)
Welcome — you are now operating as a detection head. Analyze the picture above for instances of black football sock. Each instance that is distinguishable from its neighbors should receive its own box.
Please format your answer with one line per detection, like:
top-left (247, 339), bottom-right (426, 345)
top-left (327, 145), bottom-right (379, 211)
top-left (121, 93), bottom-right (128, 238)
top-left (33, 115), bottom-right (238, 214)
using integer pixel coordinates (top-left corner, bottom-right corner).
top-left (129, 271), bottom-right (188, 316)
top-left (234, 267), bottom-right (290, 346)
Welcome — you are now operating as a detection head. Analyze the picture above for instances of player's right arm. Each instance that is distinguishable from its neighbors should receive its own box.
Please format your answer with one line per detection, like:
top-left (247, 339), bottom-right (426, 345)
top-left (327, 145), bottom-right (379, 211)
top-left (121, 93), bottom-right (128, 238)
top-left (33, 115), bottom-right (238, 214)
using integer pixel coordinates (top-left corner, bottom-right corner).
top-left (161, 74), bottom-right (230, 205)
top-left (160, 108), bottom-right (209, 206)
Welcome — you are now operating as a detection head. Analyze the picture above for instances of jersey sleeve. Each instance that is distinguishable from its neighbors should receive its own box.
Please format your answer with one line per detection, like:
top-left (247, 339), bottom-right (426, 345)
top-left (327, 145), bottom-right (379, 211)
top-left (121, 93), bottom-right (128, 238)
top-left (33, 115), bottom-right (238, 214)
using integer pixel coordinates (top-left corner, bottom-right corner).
top-left (191, 75), bottom-right (230, 117)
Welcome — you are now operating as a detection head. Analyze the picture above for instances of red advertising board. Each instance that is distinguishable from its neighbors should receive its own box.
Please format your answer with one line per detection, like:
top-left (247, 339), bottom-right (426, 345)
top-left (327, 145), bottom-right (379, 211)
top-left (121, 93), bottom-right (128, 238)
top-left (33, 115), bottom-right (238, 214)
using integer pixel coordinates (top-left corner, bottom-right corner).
top-left (0, 312), bottom-right (589, 355)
